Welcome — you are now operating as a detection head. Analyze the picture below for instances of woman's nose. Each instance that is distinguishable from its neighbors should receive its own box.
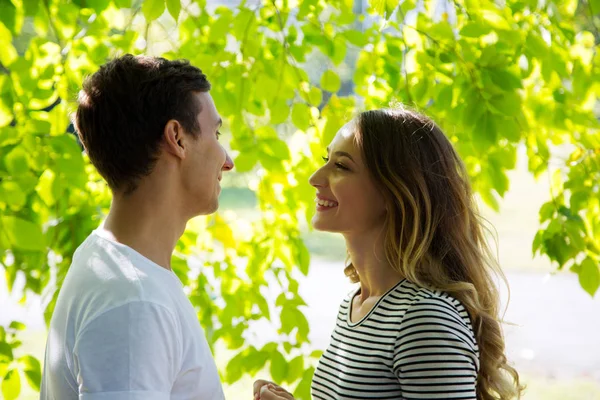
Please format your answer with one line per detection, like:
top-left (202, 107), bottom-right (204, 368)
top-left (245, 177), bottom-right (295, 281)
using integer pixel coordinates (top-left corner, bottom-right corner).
top-left (309, 168), bottom-right (326, 188)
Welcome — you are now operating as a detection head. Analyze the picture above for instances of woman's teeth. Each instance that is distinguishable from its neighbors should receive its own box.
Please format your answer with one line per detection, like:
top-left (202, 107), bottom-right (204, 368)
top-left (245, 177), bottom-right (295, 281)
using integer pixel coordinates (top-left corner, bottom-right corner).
top-left (316, 199), bottom-right (338, 207)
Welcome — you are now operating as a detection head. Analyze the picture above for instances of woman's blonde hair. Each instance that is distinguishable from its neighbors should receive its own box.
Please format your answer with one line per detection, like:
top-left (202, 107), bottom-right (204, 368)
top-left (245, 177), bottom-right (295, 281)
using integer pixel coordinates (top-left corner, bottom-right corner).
top-left (345, 107), bottom-right (523, 399)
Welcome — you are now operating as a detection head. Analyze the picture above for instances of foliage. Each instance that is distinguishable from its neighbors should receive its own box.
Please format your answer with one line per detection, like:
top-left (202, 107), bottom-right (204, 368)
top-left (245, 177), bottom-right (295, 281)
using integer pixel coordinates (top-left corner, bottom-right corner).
top-left (0, 0), bottom-right (599, 398)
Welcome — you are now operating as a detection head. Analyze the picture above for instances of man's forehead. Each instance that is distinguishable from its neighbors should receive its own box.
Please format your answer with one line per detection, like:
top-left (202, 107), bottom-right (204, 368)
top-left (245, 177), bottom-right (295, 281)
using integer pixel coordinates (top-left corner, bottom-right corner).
top-left (196, 92), bottom-right (219, 121)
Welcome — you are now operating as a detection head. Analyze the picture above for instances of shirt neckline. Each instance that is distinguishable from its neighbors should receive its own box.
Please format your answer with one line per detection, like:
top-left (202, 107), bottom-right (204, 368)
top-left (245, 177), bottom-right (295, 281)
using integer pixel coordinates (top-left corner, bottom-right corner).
top-left (92, 226), bottom-right (178, 279)
top-left (346, 278), bottom-right (407, 327)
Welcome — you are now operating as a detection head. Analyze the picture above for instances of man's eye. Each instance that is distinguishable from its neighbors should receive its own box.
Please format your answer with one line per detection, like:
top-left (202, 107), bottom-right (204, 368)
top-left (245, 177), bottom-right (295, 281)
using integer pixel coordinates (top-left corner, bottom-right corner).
top-left (335, 163), bottom-right (348, 170)
top-left (322, 156), bottom-right (329, 163)
top-left (216, 131), bottom-right (221, 139)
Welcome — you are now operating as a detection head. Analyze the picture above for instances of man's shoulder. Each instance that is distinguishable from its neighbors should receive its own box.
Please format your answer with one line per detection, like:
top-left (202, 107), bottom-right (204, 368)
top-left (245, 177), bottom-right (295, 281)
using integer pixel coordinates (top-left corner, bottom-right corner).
top-left (66, 231), bottom-right (148, 299)
top-left (56, 231), bottom-right (184, 331)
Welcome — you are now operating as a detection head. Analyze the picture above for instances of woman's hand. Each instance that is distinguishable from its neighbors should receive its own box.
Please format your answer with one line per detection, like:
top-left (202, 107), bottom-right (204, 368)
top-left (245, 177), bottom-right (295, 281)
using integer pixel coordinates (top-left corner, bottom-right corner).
top-left (253, 379), bottom-right (295, 400)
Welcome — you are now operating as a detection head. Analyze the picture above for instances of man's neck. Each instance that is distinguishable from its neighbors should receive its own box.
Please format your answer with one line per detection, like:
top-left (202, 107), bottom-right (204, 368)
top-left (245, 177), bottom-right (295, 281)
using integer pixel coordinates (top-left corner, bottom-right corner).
top-left (103, 186), bottom-right (187, 271)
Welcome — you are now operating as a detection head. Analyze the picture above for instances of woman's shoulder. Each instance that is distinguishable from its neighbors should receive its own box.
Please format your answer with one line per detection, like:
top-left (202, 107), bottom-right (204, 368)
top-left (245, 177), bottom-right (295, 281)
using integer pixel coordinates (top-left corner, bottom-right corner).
top-left (394, 279), bottom-right (472, 325)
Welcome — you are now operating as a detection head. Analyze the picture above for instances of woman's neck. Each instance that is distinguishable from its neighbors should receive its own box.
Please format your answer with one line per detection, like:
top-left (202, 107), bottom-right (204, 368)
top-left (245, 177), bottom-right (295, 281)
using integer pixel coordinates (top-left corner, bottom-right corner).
top-left (344, 233), bottom-right (404, 300)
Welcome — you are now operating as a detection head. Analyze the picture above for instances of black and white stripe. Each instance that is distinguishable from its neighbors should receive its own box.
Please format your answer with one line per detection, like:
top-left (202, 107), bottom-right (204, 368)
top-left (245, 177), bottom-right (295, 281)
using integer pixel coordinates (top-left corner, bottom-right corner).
top-left (311, 279), bottom-right (480, 399)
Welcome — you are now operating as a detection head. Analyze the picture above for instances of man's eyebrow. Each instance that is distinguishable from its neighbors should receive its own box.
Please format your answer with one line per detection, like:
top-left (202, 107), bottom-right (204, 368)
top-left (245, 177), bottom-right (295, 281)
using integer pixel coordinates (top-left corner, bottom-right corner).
top-left (216, 118), bottom-right (223, 129)
top-left (326, 147), bottom-right (355, 162)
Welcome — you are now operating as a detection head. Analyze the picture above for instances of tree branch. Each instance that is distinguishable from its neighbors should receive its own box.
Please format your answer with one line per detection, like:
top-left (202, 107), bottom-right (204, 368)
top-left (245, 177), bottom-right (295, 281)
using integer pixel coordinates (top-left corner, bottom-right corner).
top-left (42, 0), bottom-right (65, 49)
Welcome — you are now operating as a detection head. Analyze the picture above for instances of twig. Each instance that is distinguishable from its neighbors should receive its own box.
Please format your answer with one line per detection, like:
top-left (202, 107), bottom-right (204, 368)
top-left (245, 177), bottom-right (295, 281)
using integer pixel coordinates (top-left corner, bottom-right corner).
top-left (42, 0), bottom-right (65, 48)
top-left (587, 0), bottom-right (600, 43)
top-left (269, 1), bottom-right (307, 87)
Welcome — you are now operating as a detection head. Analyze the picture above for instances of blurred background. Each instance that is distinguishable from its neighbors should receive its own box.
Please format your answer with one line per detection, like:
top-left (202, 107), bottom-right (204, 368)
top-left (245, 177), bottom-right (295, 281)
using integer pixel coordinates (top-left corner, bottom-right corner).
top-left (1, 0), bottom-right (600, 398)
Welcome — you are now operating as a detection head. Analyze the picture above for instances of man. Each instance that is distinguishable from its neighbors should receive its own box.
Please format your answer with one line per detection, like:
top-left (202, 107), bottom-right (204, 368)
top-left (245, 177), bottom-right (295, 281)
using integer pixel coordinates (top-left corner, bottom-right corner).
top-left (41, 54), bottom-right (234, 400)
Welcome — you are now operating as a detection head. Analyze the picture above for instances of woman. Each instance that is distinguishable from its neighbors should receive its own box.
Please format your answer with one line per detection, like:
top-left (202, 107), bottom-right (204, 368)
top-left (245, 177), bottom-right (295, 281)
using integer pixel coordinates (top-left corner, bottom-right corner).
top-left (254, 107), bottom-right (522, 399)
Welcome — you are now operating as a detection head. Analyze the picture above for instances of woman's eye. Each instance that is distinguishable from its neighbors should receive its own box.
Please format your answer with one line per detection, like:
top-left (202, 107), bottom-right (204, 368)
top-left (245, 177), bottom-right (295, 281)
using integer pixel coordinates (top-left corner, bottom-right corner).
top-left (322, 156), bottom-right (348, 171)
top-left (216, 131), bottom-right (221, 140)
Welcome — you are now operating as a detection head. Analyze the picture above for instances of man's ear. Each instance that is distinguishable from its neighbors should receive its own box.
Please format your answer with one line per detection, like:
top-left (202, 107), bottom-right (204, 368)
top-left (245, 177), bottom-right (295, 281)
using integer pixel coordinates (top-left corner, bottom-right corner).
top-left (163, 119), bottom-right (186, 159)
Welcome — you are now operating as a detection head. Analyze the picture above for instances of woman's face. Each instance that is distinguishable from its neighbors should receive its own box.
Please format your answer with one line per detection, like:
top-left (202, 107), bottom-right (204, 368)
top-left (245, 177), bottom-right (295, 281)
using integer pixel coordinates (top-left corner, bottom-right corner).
top-left (309, 121), bottom-right (387, 235)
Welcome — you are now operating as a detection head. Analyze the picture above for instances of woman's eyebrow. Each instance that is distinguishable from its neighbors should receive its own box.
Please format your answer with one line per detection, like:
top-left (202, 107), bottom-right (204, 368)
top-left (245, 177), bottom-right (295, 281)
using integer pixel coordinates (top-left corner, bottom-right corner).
top-left (332, 150), bottom-right (355, 162)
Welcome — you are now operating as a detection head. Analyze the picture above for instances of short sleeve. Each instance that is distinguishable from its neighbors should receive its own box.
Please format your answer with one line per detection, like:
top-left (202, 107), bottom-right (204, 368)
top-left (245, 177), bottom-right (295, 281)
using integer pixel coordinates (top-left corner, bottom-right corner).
top-left (393, 296), bottom-right (479, 399)
top-left (73, 301), bottom-right (182, 400)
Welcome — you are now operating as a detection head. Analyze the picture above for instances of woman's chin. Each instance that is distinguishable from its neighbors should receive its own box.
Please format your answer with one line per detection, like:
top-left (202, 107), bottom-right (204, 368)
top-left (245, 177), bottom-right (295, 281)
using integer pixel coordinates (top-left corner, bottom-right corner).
top-left (311, 217), bottom-right (339, 233)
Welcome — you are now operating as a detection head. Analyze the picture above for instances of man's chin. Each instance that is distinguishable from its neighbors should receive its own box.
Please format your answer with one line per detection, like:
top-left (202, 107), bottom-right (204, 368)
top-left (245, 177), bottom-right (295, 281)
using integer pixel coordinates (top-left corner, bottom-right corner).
top-left (190, 200), bottom-right (219, 218)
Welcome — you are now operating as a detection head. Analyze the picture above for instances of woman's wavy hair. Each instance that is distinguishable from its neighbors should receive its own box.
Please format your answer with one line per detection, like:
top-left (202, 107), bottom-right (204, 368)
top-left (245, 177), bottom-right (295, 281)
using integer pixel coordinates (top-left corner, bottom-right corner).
top-left (345, 107), bottom-right (523, 399)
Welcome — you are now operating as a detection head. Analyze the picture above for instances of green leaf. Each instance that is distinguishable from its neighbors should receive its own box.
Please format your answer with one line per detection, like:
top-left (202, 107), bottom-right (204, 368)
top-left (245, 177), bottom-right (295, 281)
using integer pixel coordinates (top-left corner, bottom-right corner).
top-left (498, 118), bottom-right (521, 142)
top-left (479, 188), bottom-right (500, 212)
top-left (532, 230), bottom-right (544, 255)
top-left (578, 257), bottom-right (600, 297)
top-left (287, 356), bottom-right (304, 382)
top-left (23, 0), bottom-right (39, 16)
top-left (0, 216), bottom-right (45, 251)
top-left (233, 152), bottom-right (257, 173)
top-left (570, 190), bottom-right (588, 212)
top-left (269, 350), bottom-right (288, 383)
top-left (0, 181), bottom-right (26, 210)
top-left (225, 351), bottom-right (244, 383)
top-left (342, 29), bottom-right (368, 47)
top-left (269, 100), bottom-right (290, 125)
top-left (307, 87), bottom-right (323, 107)
top-left (399, 0), bottom-right (416, 15)
top-left (539, 202), bottom-right (556, 222)
top-left (0, 104), bottom-right (13, 128)
top-left (370, 0), bottom-right (397, 19)
top-left (142, 0), bottom-right (165, 21)
top-left (558, 0), bottom-right (578, 16)
top-left (18, 355), bottom-right (41, 391)
top-left (481, 9), bottom-right (510, 30)
top-left (565, 220), bottom-right (586, 252)
top-left (489, 92), bottom-right (522, 116)
top-left (310, 350), bottom-right (323, 358)
top-left (473, 112), bottom-right (497, 152)
top-left (35, 169), bottom-right (58, 207)
top-left (291, 103), bottom-right (311, 131)
top-left (320, 70), bottom-right (341, 93)
top-left (8, 322), bottom-right (24, 331)
top-left (0, 25), bottom-right (16, 69)
top-left (460, 21), bottom-right (492, 38)
top-left (295, 239), bottom-right (310, 275)
top-left (436, 85), bottom-right (453, 109)
top-left (487, 164), bottom-right (509, 196)
top-left (0, 0), bottom-right (17, 34)
top-left (260, 137), bottom-right (290, 161)
top-left (429, 21), bottom-right (454, 43)
top-left (4, 147), bottom-right (29, 175)
top-left (331, 34), bottom-right (347, 65)
top-left (293, 367), bottom-right (315, 400)
top-left (1, 369), bottom-right (21, 400)
top-left (526, 32), bottom-right (548, 58)
top-left (0, 342), bottom-right (13, 361)
top-left (86, 0), bottom-right (111, 13)
top-left (166, 0), bottom-right (181, 21)
top-left (487, 69), bottom-right (523, 90)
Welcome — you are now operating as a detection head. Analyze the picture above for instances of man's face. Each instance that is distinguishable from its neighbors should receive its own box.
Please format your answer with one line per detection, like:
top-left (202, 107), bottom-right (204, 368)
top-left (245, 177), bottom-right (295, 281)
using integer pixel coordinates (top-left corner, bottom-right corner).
top-left (180, 92), bottom-right (233, 216)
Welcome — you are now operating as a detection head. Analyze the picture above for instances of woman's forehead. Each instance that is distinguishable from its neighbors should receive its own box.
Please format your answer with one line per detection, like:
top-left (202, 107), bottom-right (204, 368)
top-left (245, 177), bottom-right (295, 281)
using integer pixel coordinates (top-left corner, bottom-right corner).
top-left (330, 122), bottom-right (356, 149)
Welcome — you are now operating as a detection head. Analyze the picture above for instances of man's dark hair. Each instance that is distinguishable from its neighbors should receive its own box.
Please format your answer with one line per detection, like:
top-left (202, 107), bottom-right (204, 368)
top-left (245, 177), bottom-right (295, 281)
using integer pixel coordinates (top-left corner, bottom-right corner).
top-left (74, 54), bottom-right (211, 194)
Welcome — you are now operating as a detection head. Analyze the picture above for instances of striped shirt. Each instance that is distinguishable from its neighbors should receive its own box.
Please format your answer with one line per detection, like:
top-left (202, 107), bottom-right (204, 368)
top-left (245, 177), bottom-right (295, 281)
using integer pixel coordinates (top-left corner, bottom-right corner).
top-left (311, 279), bottom-right (480, 399)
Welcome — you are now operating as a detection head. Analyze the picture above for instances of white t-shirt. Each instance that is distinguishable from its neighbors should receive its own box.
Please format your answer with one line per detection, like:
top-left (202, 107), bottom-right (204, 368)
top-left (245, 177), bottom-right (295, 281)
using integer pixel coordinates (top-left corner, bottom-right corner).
top-left (40, 227), bottom-right (224, 400)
